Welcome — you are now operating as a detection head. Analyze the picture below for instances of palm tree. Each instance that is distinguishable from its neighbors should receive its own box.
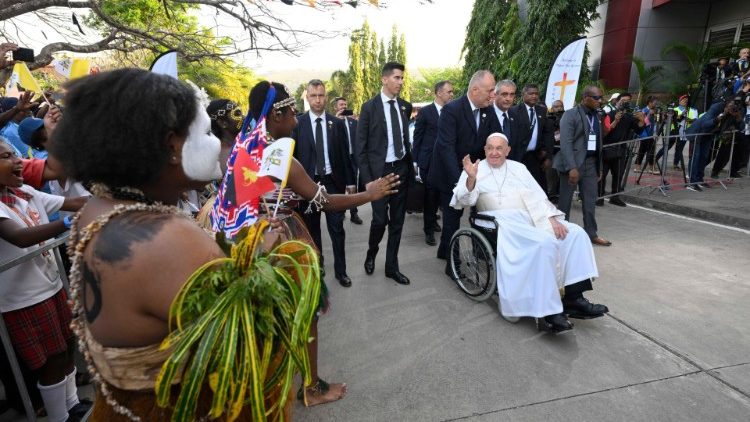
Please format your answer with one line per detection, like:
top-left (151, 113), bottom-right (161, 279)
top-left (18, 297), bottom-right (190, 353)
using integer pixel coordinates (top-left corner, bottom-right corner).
top-left (631, 56), bottom-right (663, 106)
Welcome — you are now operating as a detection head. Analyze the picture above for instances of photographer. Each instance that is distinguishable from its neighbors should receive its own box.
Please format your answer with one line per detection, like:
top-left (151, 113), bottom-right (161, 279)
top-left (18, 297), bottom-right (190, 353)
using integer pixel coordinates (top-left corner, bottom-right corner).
top-left (634, 96), bottom-right (658, 174)
top-left (702, 57), bottom-right (734, 109)
top-left (733, 48), bottom-right (749, 80)
top-left (711, 82), bottom-right (749, 178)
top-left (686, 100), bottom-right (741, 191)
top-left (600, 93), bottom-right (645, 206)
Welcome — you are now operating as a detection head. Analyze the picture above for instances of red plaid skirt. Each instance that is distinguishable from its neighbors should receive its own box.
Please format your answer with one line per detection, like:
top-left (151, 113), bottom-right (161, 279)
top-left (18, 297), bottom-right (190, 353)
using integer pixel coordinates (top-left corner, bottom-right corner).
top-left (2, 289), bottom-right (73, 370)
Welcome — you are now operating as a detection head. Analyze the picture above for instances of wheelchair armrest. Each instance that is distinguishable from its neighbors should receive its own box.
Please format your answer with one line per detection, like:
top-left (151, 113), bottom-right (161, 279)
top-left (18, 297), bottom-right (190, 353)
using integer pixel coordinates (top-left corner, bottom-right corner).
top-left (470, 213), bottom-right (499, 230)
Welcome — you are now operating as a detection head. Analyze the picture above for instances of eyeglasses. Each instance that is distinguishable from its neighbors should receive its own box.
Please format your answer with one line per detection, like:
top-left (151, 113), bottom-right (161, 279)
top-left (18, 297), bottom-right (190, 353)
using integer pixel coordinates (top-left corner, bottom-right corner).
top-left (588, 95), bottom-right (603, 100)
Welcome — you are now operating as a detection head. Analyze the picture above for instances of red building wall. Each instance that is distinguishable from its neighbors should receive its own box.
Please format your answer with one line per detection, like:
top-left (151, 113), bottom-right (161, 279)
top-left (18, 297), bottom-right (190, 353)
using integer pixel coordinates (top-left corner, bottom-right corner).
top-left (598, 1), bottom-right (643, 89)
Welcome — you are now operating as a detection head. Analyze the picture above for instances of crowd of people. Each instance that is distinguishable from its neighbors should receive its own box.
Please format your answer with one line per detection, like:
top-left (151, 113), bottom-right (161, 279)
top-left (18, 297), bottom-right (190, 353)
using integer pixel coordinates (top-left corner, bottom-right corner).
top-left (0, 35), bottom-right (748, 420)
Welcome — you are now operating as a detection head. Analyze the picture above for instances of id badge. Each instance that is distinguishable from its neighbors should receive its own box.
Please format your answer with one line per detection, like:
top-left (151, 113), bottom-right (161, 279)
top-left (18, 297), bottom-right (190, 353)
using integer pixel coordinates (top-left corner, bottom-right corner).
top-left (587, 134), bottom-right (597, 151)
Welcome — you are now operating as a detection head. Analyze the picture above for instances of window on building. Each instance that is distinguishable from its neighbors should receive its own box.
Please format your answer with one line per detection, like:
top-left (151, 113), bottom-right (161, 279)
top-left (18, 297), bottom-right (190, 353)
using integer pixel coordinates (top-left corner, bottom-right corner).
top-left (740, 23), bottom-right (750, 45)
top-left (708, 27), bottom-right (739, 47)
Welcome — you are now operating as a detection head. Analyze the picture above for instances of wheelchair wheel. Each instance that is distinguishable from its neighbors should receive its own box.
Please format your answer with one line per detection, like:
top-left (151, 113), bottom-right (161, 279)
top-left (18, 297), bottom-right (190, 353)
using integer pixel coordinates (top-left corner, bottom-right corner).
top-left (448, 228), bottom-right (496, 302)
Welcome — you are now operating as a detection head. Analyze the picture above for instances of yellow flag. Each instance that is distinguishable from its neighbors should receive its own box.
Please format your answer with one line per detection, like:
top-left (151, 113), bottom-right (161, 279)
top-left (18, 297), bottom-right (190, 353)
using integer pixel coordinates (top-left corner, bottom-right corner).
top-left (69, 59), bottom-right (90, 80)
top-left (307, 0), bottom-right (316, 6)
top-left (368, 0), bottom-right (378, 5)
top-left (10, 63), bottom-right (42, 93)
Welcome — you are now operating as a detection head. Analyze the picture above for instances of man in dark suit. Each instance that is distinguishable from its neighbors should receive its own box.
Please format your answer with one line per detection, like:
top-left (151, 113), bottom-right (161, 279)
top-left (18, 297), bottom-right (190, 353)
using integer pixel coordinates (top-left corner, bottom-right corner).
top-left (510, 83), bottom-right (555, 191)
top-left (293, 80), bottom-right (356, 287)
top-left (412, 80), bottom-right (454, 246)
top-left (489, 79), bottom-right (521, 147)
top-left (356, 62), bottom-right (413, 285)
top-left (428, 70), bottom-right (496, 268)
top-left (334, 96), bottom-right (364, 225)
top-left (554, 85), bottom-right (612, 247)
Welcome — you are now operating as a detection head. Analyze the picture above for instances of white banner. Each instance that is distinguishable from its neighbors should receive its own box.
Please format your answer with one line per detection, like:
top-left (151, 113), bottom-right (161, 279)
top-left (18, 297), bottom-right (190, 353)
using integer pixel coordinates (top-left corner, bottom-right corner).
top-left (258, 137), bottom-right (296, 188)
top-left (545, 38), bottom-right (587, 110)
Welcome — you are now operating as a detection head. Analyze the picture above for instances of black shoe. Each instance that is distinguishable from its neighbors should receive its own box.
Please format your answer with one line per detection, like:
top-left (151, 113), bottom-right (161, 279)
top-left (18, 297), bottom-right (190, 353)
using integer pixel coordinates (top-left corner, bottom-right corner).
top-left (68, 399), bottom-right (93, 422)
top-left (385, 271), bottom-right (410, 285)
top-left (336, 274), bottom-right (352, 287)
top-left (432, 222), bottom-right (442, 232)
top-left (699, 182), bottom-right (711, 189)
top-left (596, 198), bottom-right (604, 206)
top-left (425, 232), bottom-right (436, 246)
top-left (436, 248), bottom-right (447, 260)
top-left (539, 313), bottom-right (573, 333)
top-left (364, 252), bottom-right (375, 275)
top-left (563, 296), bottom-right (609, 319)
top-left (686, 184), bottom-right (702, 192)
top-left (351, 214), bottom-right (363, 225)
top-left (609, 197), bottom-right (627, 207)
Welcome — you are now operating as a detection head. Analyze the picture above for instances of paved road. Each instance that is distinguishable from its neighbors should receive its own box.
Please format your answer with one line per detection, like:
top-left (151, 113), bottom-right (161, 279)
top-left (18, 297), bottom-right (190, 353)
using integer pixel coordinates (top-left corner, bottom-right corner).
top-left (293, 200), bottom-right (750, 421)
top-left (3, 199), bottom-right (747, 422)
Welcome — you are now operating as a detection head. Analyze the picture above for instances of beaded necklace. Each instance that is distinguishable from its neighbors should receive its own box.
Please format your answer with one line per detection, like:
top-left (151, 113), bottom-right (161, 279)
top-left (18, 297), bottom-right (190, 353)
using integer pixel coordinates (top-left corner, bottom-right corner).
top-left (68, 185), bottom-right (183, 422)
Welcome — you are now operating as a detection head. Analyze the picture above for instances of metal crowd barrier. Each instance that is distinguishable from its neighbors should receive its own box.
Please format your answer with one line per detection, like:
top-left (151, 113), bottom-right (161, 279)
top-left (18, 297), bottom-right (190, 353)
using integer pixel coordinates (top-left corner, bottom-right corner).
top-left (595, 128), bottom-right (746, 197)
top-left (0, 234), bottom-right (71, 422)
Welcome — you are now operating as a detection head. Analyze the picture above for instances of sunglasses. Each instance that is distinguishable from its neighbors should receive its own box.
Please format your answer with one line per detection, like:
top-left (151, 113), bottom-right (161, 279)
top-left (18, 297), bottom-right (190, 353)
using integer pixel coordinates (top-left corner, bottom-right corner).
top-left (588, 95), bottom-right (603, 100)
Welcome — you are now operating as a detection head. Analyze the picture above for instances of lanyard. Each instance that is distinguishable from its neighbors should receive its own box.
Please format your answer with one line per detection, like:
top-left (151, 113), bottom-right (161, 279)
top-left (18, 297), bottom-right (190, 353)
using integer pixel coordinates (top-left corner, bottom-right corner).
top-left (587, 114), bottom-right (596, 133)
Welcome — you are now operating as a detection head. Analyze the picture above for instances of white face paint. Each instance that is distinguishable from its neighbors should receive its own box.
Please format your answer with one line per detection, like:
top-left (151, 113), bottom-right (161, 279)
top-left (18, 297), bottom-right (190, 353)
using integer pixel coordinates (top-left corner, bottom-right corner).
top-left (181, 100), bottom-right (223, 181)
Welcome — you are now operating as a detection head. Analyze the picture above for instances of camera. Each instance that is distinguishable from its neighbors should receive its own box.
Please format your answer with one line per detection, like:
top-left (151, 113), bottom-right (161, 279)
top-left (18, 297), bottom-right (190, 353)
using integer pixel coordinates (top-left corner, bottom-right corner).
top-left (617, 103), bottom-right (634, 115)
top-left (340, 109), bottom-right (354, 116)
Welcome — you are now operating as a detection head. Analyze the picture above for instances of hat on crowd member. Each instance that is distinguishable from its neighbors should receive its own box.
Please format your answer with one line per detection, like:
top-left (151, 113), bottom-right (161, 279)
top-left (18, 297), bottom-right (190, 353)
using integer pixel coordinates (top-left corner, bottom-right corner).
top-left (608, 93), bottom-right (620, 102)
top-left (679, 94), bottom-right (689, 102)
top-left (18, 117), bottom-right (44, 145)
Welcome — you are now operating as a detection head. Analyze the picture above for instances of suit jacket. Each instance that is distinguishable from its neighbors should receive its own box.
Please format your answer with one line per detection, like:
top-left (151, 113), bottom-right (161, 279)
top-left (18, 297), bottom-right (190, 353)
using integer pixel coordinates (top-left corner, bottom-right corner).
top-left (411, 102), bottom-right (440, 172)
top-left (341, 115), bottom-right (358, 174)
top-left (427, 95), bottom-right (493, 193)
top-left (553, 105), bottom-right (602, 173)
top-left (486, 105), bottom-right (523, 149)
top-left (356, 94), bottom-right (413, 184)
top-left (509, 102), bottom-right (554, 161)
top-left (292, 111), bottom-right (354, 191)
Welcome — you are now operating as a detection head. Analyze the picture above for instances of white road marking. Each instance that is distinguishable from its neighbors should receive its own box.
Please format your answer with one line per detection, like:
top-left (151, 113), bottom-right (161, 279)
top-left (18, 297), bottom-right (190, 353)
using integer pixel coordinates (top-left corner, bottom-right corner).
top-left (627, 204), bottom-right (750, 235)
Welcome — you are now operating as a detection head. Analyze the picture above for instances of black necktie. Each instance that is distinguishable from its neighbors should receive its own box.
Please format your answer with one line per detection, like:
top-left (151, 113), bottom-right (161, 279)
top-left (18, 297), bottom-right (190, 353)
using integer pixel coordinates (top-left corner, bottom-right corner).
top-left (528, 107), bottom-right (535, 128)
top-left (388, 100), bottom-right (404, 159)
top-left (502, 112), bottom-right (510, 136)
top-left (315, 117), bottom-right (325, 175)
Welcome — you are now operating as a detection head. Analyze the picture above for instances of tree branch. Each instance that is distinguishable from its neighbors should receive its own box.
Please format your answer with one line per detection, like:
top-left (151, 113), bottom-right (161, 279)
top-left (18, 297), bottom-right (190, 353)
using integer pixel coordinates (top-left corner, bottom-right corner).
top-left (0, 0), bottom-right (92, 21)
top-left (29, 30), bottom-right (123, 69)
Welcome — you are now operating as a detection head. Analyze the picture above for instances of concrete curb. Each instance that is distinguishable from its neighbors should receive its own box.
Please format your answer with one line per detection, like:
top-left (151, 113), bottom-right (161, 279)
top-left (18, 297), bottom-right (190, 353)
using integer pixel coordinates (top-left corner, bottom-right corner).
top-left (622, 193), bottom-right (750, 230)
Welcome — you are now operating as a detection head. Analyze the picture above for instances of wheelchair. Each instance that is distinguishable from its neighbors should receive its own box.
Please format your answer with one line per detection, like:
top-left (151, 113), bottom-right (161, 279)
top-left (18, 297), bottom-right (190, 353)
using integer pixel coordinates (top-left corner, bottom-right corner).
top-left (447, 212), bottom-right (520, 324)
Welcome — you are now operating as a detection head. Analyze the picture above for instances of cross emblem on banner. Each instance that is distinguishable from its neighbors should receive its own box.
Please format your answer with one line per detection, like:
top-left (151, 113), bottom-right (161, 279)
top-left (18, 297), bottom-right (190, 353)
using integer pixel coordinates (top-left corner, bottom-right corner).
top-left (554, 72), bottom-right (576, 101)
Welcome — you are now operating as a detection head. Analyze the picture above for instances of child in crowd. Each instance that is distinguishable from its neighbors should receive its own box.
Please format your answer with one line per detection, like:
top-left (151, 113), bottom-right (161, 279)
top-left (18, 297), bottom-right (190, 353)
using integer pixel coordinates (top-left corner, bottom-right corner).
top-left (0, 140), bottom-right (89, 421)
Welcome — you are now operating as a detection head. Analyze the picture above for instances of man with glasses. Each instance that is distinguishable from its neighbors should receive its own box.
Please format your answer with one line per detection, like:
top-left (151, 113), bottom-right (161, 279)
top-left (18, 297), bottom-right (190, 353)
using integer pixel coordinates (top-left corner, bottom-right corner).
top-left (553, 86), bottom-right (612, 247)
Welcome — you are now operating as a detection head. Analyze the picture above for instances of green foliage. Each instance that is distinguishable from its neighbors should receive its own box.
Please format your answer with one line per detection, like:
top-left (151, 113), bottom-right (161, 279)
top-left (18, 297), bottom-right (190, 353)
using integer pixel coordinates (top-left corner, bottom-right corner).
top-left (388, 25), bottom-right (399, 62)
top-left (155, 220), bottom-right (321, 422)
top-left (180, 59), bottom-right (258, 110)
top-left (347, 40), bottom-right (366, 112)
top-left (631, 56), bottom-right (663, 106)
top-left (660, 41), bottom-right (738, 97)
top-left (397, 34), bottom-right (410, 101)
top-left (463, 0), bottom-right (601, 98)
top-left (461, 0), bottom-right (511, 85)
top-left (409, 67), bottom-right (464, 103)
top-left (367, 34), bottom-right (381, 97)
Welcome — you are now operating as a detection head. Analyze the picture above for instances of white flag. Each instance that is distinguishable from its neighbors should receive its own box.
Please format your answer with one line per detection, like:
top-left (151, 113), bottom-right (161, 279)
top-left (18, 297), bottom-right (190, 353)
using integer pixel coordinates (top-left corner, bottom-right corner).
top-left (149, 50), bottom-right (178, 79)
top-left (545, 38), bottom-right (587, 110)
top-left (52, 58), bottom-right (73, 78)
top-left (258, 137), bottom-right (296, 188)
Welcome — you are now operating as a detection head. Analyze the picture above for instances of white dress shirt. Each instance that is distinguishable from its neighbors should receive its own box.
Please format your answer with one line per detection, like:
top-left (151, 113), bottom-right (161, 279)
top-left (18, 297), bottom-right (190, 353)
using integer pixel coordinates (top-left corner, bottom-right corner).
top-left (381, 90), bottom-right (404, 163)
top-left (525, 104), bottom-right (539, 151)
top-left (309, 111), bottom-right (332, 175)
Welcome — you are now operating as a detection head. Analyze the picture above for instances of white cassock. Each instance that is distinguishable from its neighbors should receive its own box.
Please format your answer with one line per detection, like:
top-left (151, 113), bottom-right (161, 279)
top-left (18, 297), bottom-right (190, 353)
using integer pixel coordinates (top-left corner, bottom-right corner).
top-left (450, 160), bottom-right (599, 318)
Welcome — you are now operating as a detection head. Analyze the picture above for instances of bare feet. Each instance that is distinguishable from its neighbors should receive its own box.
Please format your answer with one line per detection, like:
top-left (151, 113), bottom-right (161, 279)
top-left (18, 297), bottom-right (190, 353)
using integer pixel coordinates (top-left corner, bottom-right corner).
top-left (302, 379), bottom-right (347, 407)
